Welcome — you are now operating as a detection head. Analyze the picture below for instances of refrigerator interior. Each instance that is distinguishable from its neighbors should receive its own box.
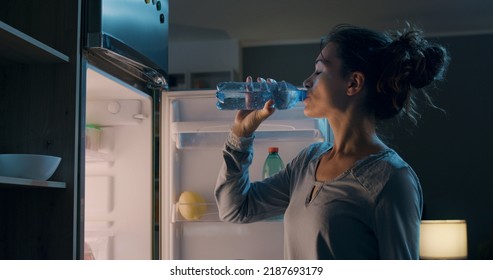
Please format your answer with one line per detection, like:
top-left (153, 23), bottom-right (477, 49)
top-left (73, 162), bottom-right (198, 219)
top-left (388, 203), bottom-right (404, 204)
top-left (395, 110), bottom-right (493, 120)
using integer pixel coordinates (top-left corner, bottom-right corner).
top-left (84, 65), bottom-right (153, 260)
top-left (161, 91), bottom-right (331, 259)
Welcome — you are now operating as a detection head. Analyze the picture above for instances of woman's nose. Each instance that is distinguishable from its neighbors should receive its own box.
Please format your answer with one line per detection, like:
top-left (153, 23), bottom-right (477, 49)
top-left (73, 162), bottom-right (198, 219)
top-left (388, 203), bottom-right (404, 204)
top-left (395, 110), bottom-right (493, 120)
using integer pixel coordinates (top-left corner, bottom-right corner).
top-left (303, 77), bottom-right (312, 89)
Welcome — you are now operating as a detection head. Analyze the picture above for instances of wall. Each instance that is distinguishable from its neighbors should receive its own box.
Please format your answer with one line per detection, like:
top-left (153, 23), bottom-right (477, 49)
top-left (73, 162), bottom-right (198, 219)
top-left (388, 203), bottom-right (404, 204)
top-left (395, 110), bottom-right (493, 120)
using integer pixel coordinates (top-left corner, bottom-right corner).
top-left (243, 43), bottom-right (320, 86)
top-left (169, 39), bottom-right (240, 74)
top-left (242, 33), bottom-right (493, 259)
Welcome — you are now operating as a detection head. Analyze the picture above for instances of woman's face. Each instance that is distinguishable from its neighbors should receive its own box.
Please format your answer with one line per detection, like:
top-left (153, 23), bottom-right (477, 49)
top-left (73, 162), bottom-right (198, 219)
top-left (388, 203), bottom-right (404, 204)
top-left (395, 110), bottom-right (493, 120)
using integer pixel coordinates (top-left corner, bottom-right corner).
top-left (303, 42), bottom-right (351, 119)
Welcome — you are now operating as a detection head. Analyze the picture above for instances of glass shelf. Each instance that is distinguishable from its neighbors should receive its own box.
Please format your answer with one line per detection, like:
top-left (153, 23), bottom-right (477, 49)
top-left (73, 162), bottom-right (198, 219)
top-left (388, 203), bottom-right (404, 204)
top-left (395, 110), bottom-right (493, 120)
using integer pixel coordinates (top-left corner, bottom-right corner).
top-left (172, 202), bottom-right (283, 223)
top-left (0, 20), bottom-right (69, 64)
top-left (0, 175), bottom-right (66, 189)
top-left (173, 202), bottom-right (220, 222)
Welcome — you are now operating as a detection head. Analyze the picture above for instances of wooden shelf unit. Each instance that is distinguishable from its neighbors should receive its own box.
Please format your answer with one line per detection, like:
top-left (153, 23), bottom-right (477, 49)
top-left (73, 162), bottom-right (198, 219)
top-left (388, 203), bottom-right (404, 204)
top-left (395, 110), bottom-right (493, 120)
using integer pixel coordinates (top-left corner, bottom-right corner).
top-left (0, 176), bottom-right (66, 189)
top-left (0, 21), bottom-right (69, 64)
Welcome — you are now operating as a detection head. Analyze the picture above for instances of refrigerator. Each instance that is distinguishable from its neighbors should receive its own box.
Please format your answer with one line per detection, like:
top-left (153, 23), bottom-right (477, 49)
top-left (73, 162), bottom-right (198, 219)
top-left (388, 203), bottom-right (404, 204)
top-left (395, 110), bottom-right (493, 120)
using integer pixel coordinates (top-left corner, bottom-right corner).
top-left (84, 67), bottom-right (331, 259)
top-left (82, 0), bottom-right (331, 260)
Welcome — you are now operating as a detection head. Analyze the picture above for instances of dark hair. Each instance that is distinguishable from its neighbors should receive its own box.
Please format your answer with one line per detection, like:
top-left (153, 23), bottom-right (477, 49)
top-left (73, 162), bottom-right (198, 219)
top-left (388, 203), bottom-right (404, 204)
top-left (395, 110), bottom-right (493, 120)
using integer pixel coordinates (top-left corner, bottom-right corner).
top-left (321, 24), bottom-right (450, 124)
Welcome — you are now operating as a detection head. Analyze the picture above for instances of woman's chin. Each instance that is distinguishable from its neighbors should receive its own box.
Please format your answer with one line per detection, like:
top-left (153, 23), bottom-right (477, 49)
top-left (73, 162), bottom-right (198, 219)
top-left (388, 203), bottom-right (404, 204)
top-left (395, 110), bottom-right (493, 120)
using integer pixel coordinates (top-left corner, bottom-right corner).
top-left (303, 107), bottom-right (315, 118)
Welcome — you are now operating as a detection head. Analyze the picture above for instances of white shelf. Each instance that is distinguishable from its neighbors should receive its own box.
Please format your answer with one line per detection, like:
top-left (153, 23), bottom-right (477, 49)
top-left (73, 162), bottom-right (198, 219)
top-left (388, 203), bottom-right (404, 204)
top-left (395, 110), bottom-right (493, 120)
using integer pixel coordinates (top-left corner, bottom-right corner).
top-left (0, 20), bottom-right (69, 63)
top-left (85, 150), bottom-right (114, 163)
top-left (172, 119), bottom-right (321, 133)
top-left (0, 176), bottom-right (66, 189)
top-left (171, 119), bottom-right (326, 149)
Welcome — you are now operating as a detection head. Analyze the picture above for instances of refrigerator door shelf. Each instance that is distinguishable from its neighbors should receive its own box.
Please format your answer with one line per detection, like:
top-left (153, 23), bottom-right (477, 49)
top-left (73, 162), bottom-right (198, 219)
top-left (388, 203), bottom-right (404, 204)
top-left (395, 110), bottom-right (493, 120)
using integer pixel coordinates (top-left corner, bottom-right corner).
top-left (86, 149), bottom-right (114, 163)
top-left (85, 229), bottom-right (115, 260)
top-left (85, 126), bottom-right (115, 163)
top-left (85, 229), bottom-right (114, 237)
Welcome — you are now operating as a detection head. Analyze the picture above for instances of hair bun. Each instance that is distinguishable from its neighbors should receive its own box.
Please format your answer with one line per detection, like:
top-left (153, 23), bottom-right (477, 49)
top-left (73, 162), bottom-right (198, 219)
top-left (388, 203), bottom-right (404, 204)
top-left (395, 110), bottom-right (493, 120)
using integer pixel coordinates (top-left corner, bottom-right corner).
top-left (410, 45), bottom-right (449, 88)
top-left (388, 30), bottom-right (450, 89)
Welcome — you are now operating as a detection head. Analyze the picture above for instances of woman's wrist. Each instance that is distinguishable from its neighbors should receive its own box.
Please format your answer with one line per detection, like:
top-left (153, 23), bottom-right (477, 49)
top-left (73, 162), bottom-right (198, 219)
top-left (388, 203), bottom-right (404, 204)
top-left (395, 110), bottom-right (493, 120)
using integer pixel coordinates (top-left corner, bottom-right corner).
top-left (227, 131), bottom-right (255, 152)
top-left (231, 125), bottom-right (253, 138)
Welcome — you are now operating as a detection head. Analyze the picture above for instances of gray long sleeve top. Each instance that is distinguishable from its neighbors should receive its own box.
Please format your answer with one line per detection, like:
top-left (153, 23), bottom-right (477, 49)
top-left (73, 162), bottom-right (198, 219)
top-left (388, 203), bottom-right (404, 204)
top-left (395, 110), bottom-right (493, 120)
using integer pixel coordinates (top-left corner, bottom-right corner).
top-left (215, 133), bottom-right (423, 259)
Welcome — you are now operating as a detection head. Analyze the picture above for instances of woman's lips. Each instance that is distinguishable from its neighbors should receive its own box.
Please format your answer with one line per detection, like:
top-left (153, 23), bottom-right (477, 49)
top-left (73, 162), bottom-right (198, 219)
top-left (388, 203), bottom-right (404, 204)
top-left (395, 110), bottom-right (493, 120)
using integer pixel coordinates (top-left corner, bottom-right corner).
top-left (303, 95), bottom-right (311, 105)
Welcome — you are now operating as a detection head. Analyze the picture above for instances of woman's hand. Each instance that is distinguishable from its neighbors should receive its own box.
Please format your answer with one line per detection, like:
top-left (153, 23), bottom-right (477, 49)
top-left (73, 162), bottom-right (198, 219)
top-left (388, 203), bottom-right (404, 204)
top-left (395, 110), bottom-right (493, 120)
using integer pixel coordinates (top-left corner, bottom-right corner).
top-left (231, 76), bottom-right (276, 137)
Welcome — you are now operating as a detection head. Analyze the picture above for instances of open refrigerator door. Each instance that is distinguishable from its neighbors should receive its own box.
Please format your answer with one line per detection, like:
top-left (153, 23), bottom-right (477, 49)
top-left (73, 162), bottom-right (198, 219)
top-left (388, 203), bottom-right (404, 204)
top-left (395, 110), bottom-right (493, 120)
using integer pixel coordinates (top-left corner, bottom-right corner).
top-left (84, 65), bottom-right (153, 259)
top-left (161, 90), bottom-right (331, 259)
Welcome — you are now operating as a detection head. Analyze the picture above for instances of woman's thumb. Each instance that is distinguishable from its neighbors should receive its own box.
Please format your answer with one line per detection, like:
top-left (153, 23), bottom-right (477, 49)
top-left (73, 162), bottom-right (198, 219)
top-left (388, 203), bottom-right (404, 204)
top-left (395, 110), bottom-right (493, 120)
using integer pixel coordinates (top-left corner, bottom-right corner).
top-left (258, 99), bottom-right (276, 119)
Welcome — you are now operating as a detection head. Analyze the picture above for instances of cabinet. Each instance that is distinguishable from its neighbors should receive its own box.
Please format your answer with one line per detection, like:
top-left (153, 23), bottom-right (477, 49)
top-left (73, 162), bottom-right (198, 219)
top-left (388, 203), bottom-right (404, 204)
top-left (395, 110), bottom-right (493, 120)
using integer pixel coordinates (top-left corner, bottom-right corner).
top-left (169, 70), bottom-right (238, 90)
top-left (168, 39), bottom-right (240, 90)
top-left (0, 1), bottom-right (82, 259)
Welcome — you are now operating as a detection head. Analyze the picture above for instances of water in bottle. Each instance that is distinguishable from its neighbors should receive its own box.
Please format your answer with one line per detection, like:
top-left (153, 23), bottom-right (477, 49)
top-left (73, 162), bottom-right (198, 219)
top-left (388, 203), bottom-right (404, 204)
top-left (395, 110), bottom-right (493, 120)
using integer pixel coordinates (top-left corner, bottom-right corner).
top-left (262, 147), bottom-right (285, 222)
top-left (216, 80), bottom-right (307, 110)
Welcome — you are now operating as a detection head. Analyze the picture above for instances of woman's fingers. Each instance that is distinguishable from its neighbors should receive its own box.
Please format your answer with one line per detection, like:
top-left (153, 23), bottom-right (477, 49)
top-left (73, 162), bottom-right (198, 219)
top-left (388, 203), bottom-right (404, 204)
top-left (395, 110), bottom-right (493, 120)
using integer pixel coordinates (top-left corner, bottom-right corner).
top-left (230, 76), bottom-right (276, 137)
top-left (259, 99), bottom-right (276, 119)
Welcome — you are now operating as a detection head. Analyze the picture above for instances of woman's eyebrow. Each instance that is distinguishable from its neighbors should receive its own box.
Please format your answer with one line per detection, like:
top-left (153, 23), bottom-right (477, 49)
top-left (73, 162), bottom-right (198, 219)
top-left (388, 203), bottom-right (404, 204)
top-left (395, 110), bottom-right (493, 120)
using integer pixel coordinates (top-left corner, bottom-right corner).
top-left (315, 58), bottom-right (330, 66)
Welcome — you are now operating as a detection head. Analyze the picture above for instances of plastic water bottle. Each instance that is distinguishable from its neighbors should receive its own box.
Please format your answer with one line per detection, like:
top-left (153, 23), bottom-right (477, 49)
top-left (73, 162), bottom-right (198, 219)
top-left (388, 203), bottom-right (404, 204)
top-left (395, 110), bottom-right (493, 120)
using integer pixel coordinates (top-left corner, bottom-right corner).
top-left (262, 147), bottom-right (285, 179)
top-left (216, 80), bottom-right (307, 110)
top-left (262, 147), bottom-right (285, 221)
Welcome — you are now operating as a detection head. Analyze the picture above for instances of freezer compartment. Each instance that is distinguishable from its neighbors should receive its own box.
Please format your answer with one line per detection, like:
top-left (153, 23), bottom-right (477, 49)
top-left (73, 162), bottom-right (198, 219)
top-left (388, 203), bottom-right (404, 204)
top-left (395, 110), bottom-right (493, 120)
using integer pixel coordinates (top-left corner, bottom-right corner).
top-left (85, 0), bottom-right (169, 93)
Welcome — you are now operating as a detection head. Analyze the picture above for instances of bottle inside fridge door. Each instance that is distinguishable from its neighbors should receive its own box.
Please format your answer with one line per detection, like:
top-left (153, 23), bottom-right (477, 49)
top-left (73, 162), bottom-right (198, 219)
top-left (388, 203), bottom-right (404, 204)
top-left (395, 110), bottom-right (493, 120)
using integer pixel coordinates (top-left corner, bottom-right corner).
top-left (161, 90), bottom-right (331, 260)
top-left (262, 147), bottom-right (284, 179)
top-left (262, 147), bottom-right (285, 221)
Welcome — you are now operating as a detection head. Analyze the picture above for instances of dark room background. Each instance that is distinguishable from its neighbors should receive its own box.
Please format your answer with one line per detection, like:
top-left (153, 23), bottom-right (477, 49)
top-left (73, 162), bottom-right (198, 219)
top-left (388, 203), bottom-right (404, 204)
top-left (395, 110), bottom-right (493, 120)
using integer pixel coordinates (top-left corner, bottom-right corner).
top-left (243, 33), bottom-right (493, 259)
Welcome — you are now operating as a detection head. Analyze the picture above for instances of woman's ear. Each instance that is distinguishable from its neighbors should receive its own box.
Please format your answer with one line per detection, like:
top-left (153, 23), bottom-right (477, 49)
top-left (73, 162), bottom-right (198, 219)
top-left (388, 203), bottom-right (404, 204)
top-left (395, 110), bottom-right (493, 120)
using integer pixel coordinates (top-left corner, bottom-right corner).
top-left (346, 72), bottom-right (365, 96)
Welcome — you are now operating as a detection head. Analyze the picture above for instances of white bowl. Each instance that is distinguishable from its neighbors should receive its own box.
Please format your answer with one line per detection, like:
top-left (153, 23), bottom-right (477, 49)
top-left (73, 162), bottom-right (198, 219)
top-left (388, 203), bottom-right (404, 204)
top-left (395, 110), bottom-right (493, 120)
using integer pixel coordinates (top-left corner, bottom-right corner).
top-left (0, 154), bottom-right (61, 180)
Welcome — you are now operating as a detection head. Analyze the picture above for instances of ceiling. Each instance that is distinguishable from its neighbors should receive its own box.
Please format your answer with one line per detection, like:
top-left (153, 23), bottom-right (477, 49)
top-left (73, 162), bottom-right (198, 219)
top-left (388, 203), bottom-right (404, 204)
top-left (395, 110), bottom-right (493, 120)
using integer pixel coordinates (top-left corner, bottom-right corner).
top-left (169, 0), bottom-right (493, 46)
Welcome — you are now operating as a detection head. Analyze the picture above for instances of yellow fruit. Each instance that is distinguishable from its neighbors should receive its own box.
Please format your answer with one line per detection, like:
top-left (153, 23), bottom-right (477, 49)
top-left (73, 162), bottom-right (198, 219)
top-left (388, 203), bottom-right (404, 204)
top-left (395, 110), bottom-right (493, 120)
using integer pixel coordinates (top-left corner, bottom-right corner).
top-left (178, 191), bottom-right (207, 221)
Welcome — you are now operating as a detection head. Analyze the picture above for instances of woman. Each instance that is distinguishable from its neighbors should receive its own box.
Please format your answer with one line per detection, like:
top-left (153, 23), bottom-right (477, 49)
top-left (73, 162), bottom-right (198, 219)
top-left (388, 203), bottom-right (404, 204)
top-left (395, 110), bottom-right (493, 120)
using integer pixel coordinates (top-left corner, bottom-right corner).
top-left (215, 25), bottom-right (450, 259)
